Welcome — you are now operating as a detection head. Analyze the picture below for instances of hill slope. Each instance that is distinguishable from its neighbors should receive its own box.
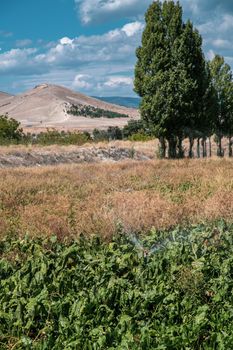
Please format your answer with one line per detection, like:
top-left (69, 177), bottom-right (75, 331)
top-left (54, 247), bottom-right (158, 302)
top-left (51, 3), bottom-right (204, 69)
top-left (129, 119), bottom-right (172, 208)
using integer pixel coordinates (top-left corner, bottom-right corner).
top-left (0, 92), bottom-right (14, 106)
top-left (0, 84), bottom-right (139, 131)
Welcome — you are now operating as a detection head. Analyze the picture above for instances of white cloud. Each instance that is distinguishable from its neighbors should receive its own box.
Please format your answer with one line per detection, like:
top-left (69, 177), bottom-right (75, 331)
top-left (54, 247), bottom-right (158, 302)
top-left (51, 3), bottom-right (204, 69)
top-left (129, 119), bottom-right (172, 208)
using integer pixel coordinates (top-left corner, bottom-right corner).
top-left (212, 38), bottom-right (232, 49)
top-left (0, 22), bottom-right (142, 96)
top-left (122, 21), bottom-right (144, 37)
top-left (104, 76), bottom-right (133, 88)
top-left (60, 37), bottom-right (74, 45)
top-left (72, 74), bottom-right (92, 89)
top-left (0, 48), bottom-right (37, 72)
top-left (75, 0), bottom-right (151, 24)
top-left (219, 14), bottom-right (233, 32)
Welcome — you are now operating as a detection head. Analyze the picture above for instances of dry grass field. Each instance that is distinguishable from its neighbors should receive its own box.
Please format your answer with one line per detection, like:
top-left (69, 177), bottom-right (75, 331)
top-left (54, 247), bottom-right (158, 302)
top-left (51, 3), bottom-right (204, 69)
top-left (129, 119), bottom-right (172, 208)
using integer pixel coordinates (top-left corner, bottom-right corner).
top-left (0, 157), bottom-right (233, 240)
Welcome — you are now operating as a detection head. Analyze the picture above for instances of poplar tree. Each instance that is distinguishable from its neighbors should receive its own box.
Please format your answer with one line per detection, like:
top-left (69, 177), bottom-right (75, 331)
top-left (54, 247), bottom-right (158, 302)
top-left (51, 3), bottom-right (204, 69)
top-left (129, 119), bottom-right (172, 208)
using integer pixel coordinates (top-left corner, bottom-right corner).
top-left (134, 0), bottom-right (208, 158)
top-left (209, 55), bottom-right (233, 157)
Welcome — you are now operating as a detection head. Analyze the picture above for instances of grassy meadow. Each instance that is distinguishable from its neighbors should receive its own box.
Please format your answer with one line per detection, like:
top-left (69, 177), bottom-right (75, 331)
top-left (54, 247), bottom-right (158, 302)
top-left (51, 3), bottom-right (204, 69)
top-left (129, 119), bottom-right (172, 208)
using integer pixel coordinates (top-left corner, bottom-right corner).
top-left (0, 156), bottom-right (233, 239)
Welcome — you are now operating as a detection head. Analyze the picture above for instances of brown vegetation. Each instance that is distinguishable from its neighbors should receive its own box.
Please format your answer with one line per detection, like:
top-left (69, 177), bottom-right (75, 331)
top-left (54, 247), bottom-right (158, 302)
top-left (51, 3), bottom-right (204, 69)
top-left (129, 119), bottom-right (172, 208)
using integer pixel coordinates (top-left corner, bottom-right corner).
top-left (0, 157), bottom-right (233, 240)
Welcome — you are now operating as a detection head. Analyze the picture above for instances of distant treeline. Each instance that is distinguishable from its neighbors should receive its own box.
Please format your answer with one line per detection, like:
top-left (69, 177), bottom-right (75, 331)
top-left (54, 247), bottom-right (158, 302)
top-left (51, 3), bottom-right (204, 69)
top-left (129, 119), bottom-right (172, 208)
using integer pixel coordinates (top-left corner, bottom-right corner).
top-left (67, 103), bottom-right (129, 119)
top-left (0, 115), bottom-right (149, 146)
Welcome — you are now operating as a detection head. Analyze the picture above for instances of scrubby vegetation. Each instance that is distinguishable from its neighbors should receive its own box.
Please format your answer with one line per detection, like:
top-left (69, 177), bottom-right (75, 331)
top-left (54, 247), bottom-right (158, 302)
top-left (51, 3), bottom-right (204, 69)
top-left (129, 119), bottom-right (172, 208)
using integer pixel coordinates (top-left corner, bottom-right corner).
top-left (1, 223), bottom-right (233, 349)
top-left (0, 115), bottom-right (24, 144)
top-left (67, 103), bottom-right (129, 119)
top-left (29, 129), bottom-right (91, 146)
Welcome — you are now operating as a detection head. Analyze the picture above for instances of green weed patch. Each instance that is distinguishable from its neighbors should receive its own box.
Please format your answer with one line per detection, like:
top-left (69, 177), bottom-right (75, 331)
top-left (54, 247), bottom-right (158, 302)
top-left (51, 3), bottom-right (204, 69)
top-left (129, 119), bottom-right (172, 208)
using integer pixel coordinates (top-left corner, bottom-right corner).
top-left (1, 224), bottom-right (233, 349)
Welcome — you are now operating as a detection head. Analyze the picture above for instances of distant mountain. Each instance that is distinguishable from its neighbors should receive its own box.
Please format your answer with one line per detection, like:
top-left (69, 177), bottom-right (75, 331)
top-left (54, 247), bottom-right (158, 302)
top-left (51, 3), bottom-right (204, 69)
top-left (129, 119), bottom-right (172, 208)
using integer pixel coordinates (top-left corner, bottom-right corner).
top-left (93, 96), bottom-right (140, 109)
top-left (0, 84), bottom-right (139, 131)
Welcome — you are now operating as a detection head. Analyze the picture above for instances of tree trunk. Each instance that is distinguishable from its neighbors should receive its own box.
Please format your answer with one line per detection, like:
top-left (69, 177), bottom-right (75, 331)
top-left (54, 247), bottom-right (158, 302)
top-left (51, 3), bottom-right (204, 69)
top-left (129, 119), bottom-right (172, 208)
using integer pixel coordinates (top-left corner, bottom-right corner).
top-left (208, 137), bottom-right (212, 158)
top-left (217, 136), bottom-right (223, 157)
top-left (168, 137), bottom-right (177, 159)
top-left (197, 138), bottom-right (200, 158)
top-left (201, 138), bottom-right (207, 158)
top-left (188, 137), bottom-right (194, 158)
top-left (229, 136), bottom-right (232, 157)
top-left (177, 136), bottom-right (183, 158)
top-left (159, 137), bottom-right (166, 158)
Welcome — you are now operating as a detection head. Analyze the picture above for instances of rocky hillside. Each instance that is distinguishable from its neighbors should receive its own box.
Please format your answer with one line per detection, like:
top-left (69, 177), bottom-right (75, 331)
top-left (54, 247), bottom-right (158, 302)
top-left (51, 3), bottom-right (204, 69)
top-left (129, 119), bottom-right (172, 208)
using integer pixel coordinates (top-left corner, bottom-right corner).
top-left (0, 146), bottom-right (151, 168)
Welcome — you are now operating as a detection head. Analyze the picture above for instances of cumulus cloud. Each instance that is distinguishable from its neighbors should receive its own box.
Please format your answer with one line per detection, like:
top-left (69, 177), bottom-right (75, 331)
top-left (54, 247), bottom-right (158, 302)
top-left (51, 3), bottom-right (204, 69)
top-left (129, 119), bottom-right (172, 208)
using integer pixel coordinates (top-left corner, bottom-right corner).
top-left (75, 0), bottom-right (151, 24)
top-left (0, 21), bottom-right (142, 95)
top-left (122, 22), bottom-right (144, 37)
top-left (0, 48), bottom-right (37, 73)
top-left (72, 74), bottom-right (92, 89)
top-left (74, 0), bottom-right (233, 25)
top-left (104, 76), bottom-right (133, 88)
top-left (33, 20), bottom-right (143, 69)
top-left (1, 0), bottom-right (233, 95)
top-left (60, 37), bottom-right (74, 45)
top-left (212, 39), bottom-right (232, 50)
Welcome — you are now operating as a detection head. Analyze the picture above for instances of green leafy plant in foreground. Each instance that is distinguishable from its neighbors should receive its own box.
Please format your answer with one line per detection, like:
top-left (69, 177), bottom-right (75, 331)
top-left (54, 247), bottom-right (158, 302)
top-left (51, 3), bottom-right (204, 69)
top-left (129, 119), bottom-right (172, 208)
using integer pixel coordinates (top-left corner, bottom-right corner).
top-left (1, 223), bottom-right (233, 349)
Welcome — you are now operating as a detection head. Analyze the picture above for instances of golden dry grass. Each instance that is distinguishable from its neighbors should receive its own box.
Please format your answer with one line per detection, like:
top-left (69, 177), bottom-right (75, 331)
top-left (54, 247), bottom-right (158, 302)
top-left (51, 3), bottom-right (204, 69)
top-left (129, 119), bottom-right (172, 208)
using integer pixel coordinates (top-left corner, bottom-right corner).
top-left (0, 157), bottom-right (233, 240)
top-left (0, 139), bottom-right (158, 156)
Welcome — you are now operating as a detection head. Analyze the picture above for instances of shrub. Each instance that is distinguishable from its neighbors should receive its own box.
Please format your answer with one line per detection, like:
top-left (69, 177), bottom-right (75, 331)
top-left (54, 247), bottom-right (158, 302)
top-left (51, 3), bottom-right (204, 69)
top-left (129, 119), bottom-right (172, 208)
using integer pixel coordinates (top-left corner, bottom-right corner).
top-left (0, 114), bottom-right (24, 144)
top-left (33, 129), bottom-right (91, 145)
top-left (128, 132), bottom-right (152, 141)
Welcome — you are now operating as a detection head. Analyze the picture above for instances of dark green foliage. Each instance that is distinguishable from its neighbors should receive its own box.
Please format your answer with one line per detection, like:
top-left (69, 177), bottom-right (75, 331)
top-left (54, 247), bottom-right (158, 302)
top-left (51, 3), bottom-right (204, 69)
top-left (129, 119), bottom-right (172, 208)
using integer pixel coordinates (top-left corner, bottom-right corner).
top-left (134, 1), bottom-right (213, 158)
top-left (209, 55), bottom-right (233, 157)
top-left (92, 128), bottom-right (109, 141)
top-left (0, 115), bottom-right (24, 144)
top-left (1, 223), bottom-right (233, 348)
top-left (107, 126), bottom-right (123, 140)
top-left (67, 104), bottom-right (129, 119)
top-left (122, 120), bottom-right (146, 138)
top-left (92, 127), bottom-right (123, 141)
top-left (33, 129), bottom-right (91, 146)
top-left (128, 133), bottom-right (152, 141)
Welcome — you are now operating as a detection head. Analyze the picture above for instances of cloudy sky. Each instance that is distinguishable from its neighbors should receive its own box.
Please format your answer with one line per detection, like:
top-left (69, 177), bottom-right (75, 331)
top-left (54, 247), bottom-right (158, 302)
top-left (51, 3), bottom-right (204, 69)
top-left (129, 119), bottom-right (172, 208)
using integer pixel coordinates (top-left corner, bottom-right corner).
top-left (0, 0), bottom-right (233, 96)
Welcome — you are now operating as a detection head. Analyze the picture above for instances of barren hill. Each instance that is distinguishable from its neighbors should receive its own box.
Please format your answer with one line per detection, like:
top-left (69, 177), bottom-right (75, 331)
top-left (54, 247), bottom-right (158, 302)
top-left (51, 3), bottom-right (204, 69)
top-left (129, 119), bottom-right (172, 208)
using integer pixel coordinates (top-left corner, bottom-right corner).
top-left (0, 84), bottom-right (139, 131)
top-left (0, 91), bottom-right (14, 103)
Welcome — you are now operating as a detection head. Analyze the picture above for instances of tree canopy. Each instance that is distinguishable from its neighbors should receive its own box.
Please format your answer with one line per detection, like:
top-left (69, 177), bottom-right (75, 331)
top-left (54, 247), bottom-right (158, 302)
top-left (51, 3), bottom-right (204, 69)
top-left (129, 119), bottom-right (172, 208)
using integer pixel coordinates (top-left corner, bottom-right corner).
top-left (134, 0), bottom-right (233, 158)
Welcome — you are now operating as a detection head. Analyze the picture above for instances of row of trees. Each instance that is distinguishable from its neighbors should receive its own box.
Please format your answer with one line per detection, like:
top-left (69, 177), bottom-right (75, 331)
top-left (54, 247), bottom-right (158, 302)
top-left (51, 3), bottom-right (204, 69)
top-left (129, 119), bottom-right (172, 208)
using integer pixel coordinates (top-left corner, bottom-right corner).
top-left (67, 104), bottom-right (129, 119)
top-left (0, 115), bottom-right (147, 145)
top-left (134, 0), bottom-right (233, 158)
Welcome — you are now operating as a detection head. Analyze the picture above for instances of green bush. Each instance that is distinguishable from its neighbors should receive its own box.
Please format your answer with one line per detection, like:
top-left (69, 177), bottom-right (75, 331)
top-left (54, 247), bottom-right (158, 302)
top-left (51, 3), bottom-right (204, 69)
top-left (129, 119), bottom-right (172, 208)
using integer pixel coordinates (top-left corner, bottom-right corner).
top-left (0, 114), bottom-right (24, 144)
top-left (128, 133), bottom-right (152, 141)
top-left (123, 120), bottom-right (152, 140)
top-left (1, 223), bottom-right (233, 349)
top-left (32, 129), bottom-right (91, 145)
top-left (92, 127), bottom-right (123, 142)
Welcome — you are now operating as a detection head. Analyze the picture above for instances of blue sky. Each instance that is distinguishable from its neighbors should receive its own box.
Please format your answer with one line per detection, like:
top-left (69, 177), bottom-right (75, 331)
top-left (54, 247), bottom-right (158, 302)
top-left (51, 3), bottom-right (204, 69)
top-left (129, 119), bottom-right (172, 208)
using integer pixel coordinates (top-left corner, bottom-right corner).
top-left (0, 0), bottom-right (233, 96)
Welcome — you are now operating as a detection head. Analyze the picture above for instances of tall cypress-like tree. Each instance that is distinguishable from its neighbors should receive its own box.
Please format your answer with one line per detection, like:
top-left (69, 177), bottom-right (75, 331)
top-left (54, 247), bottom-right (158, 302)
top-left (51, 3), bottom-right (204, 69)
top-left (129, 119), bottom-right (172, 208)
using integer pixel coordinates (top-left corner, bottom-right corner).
top-left (209, 55), bottom-right (233, 157)
top-left (134, 0), bottom-right (208, 158)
